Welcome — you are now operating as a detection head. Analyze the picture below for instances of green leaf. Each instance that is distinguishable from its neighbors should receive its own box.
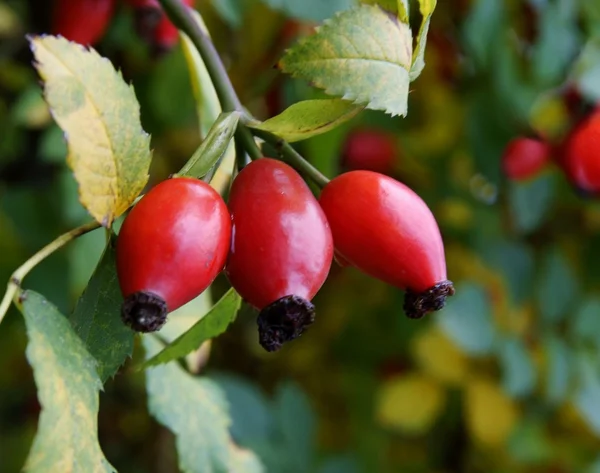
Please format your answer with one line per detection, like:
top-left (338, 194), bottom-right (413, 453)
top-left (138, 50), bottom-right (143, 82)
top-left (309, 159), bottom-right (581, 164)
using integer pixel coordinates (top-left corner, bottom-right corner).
top-left (569, 297), bottom-right (600, 348)
top-left (180, 10), bottom-right (222, 138)
top-left (508, 174), bottom-right (556, 234)
top-left (143, 336), bottom-right (264, 473)
top-left (573, 355), bottom-right (600, 436)
top-left (176, 112), bottom-right (241, 178)
top-left (70, 237), bottom-right (134, 382)
top-left (536, 249), bottom-right (578, 325)
top-left (497, 337), bottom-right (536, 399)
top-left (437, 283), bottom-right (495, 355)
top-left (274, 381), bottom-right (317, 472)
top-left (30, 35), bottom-right (151, 227)
top-left (571, 37), bottom-right (600, 103)
top-left (211, 0), bottom-right (247, 28)
top-left (263, 0), bottom-right (353, 22)
top-left (141, 288), bottom-right (242, 369)
top-left (544, 335), bottom-right (571, 404)
top-left (279, 4), bottom-right (413, 117)
top-left (409, 0), bottom-right (437, 80)
top-left (484, 240), bottom-right (534, 305)
top-left (508, 421), bottom-right (552, 465)
top-left (20, 291), bottom-right (115, 473)
top-left (252, 99), bottom-right (362, 142)
top-left (462, 0), bottom-right (505, 68)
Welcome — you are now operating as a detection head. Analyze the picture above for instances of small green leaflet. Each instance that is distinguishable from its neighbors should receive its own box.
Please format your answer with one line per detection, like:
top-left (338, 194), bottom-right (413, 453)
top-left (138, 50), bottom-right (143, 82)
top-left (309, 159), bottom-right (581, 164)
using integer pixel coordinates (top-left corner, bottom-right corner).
top-left (30, 35), bottom-right (151, 227)
top-left (251, 99), bottom-right (362, 142)
top-left (144, 336), bottom-right (264, 473)
top-left (70, 236), bottom-right (134, 382)
top-left (410, 0), bottom-right (437, 81)
top-left (361, 0), bottom-right (409, 23)
top-left (279, 5), bottom-right (413, 117)
top-left (141, 288), bottom-right (242, 369)
top-left (20, 291), bottom-right (115, 473)
top-left (176, 112), bottom-right (241, 178)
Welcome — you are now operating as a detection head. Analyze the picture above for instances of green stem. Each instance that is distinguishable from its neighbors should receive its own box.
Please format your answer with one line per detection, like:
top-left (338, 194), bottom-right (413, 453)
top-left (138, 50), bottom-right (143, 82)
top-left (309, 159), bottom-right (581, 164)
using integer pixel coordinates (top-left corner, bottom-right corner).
top-left (251, 128), bottom-right (330, 188)
top-left (0, 220), bottom-right (101, 325)
top-left (157, 0), bottom-right (241, 112)
top-left (236, 126), bottom-right (263, 162)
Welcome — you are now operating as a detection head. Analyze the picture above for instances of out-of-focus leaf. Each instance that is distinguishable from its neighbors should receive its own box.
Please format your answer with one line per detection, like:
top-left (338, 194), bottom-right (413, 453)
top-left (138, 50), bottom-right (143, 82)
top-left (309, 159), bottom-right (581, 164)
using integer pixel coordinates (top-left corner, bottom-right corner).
top-left (437, 283), bottom-right (495, 355)
top-left (212, 0), bottom-right (247, 27)
top-left (531, 0), bottom-right (580, 87)
top-left (251, 99), bottom-right (362, 142)
top-left (318, 455), bottom-right (360, 473)
top-left (462, 0), bottom-right (505, 67)
top-left (409, 0), bottom-right (436, 80)
top-left (263, 0), bottom-right (353, 22)
top-left (465, 378), bottom-right (519, 447)
top-left (508, 174), bottom-right (556, 234)
top-left (211, 373), bottom-right (273, 445)
top-left (11, 85), bottom-right (50, 128)
top-left (508, 420), bottom-right (552, 464)
top-left (20, 291), bottom-right (115, 473)
top-left (569, 297), bottom-right (600, 348)
top-left (571, 38), bottom-right (600, 103)
top-left (141, 288), bottom-right (242, 369)
top-left (573, 355), bottom-right (600, 436)
top-left (30, 35), bottom-right (151, 227)
top-left (143, 336), bottom-right (264, 473)
top-left (497, 337), bottom-right (536, 399)
top-left (536, 249), bottom-right (578, 325)
top-left (411, 325), bottom-right (468, 387)
top-left (279, 5), bottom-right (412, 117)
top-left (376, 373), bottom-right (445, 435)
top-left (274, 381), bottom-right (317, 472)
top-left (484, 240), bottom-right (534, 305)
top-left (70, 238), bottom-right (134, 382)
top-left (38, 124), bottom-right (67, 163)
top-left (177, 112), bottom-right (240, 178)
top-left (544, 335), bottom-right (571, 404)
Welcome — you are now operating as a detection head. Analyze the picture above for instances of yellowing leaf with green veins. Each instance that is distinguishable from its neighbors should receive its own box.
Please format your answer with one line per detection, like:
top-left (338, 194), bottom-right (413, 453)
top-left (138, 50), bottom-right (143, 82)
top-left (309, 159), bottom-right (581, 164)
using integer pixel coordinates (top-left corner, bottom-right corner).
top-left (30, 35), bottom-right (151, 227)
top-left (20, 291), bottom-right (115, 473)
top-left (251, 99), bottom-right (363, 142)
top-left (410, 0), bottom-right (437, 80)
top-left (279, 5), bottom-right (413, 117)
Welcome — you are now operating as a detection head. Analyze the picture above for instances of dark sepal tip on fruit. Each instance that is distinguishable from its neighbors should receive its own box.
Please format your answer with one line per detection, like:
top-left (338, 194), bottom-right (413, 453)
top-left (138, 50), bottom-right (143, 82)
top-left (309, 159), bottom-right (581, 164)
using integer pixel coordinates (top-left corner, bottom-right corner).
top-left (403, 280), bottom-right (455, 319)
top-left (121, 290), bottom-right (168, 333)
top-left (256, 295), bottom-right (316, 352)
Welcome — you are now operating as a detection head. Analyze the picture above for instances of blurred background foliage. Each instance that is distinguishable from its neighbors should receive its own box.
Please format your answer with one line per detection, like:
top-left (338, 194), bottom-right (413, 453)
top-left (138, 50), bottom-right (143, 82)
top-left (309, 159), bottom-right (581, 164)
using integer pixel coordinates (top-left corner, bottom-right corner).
top-left (2, 0), bottom-right (600, 472)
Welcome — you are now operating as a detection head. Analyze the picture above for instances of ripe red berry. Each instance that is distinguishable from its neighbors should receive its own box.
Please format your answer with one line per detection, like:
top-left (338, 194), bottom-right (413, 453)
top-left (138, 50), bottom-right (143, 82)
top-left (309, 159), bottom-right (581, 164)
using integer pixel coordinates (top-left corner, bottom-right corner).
top-left (319, 171), bottom-right (453, 319)
top-left (501, 137), bottom-right (551, 181)
top-left (225, 158), bottom-right (334, 351)
top-left (117, 177), bottom-right (231, 332)
top-left (52, 0), bottom-right (116, 46)
top-left (341, 129), bottom-right (397, 174)
top-left (562, 111), bottom-right (600, 193)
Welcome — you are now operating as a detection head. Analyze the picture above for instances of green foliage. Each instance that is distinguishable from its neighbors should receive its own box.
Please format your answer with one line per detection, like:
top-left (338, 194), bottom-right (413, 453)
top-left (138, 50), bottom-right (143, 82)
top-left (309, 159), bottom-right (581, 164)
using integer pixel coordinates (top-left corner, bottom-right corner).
top-left (410, 0), bottom-right (436, 80)
top-left (536, 249), bottom-right (579, 325)
top-left (279, 5), bottom-right (413, 116)
top-left (177, 112), bottom-right (240, 177)
top-left (497, 337), bottom-right (536, 399)
top-left (70, 237), bottom-right (134, 383)
top-left (20, 291), bottom-right (114, 473)
top-left (30, 36), bottom-right (152, 227)
top-left (508, 174), bottom-right (556, 234)
top-left (143, 336), bottom-right (264, 473)
top-left (252, 99), bottom-right (362, 142)
top-left (142, 288), bottom-right (242, 369)
top-left (262, 0), bottom-right (353, 21)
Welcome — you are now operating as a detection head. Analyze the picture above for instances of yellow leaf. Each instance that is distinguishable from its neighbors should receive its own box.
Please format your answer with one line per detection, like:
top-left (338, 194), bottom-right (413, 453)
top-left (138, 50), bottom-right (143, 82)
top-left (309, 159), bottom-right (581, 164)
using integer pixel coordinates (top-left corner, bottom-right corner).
top-left (31, 36), bottom-right (151, 227)
top-left (411, 325), bottom-right (469, 387)
top-left (465, 378), bottom-right (519, 447)
top-left (376, 373), bottom-right (445, 435)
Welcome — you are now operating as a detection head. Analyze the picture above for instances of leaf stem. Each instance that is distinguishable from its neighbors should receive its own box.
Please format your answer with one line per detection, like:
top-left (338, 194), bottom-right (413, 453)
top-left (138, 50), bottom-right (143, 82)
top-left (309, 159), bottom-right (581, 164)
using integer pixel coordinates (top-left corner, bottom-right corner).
top-left (236, 126), bottom-right (263, 162)
top-left (157, 0), bottom-right (241, 112)
top-left (0, 220), bottom-right (101, 325)
top-left (250, 128), bottom-right (331, 188)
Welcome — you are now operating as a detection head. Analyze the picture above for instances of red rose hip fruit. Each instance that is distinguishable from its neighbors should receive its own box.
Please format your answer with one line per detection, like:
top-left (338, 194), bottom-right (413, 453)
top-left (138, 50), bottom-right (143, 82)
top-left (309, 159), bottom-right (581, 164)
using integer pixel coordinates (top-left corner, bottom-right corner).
top-left (502, 137), bottom-right (551, 181)
top-left (319, 170), bottom-right (453, 319)
top-left (563, 111), bottom-right (600, 193)
top-left (52, 0), bottom-right (116, 46)
top-left (117, 177), bottom-right (231, 332)
top-left (225, 158), bottom-right (334, 352)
